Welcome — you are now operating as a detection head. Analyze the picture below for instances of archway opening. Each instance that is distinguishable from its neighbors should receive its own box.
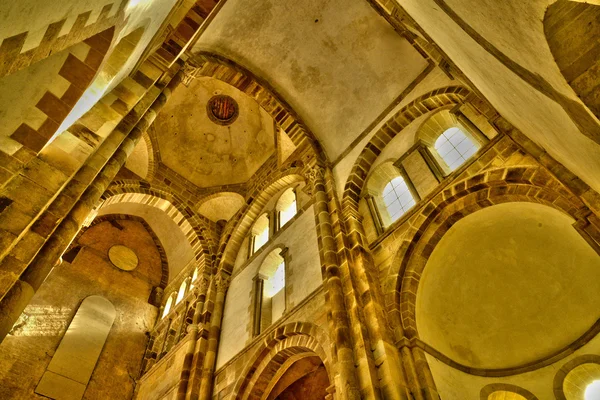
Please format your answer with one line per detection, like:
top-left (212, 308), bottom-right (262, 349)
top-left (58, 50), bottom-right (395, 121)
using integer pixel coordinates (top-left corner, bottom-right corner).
top-left (265, 356), bottom-right (329, 400)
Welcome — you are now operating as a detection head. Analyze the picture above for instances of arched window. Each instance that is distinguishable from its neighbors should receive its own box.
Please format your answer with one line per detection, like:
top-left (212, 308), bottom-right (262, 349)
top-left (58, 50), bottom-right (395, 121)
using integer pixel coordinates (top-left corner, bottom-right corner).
top-left (162, 293), bottom-right (175, 318)
top-left (190, 268), bottom-right (199, 290)
top-left (382, 176), bottom-right (416, 224)
top-left (277, 187), bottom-right (297, 228)
top-left (433, 127), bottom-right (479, 172)
top-left (176, 280), bottom-right (188, 304)
top-left (252, 214), bottom-right (270, 254)
top-left (253, 248), bottom-right (286, 336)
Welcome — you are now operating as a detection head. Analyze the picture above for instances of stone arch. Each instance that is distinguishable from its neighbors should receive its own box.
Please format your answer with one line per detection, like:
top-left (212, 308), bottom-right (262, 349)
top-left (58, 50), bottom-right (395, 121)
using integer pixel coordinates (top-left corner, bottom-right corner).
top-left (1, 27), bottom-right (115, 153)
top-left (342, 86), bottom-right (471, 215)
top-left (197, 192), bottom-right (246, 223)
top-left (554, 355), bottom-right (600, 400)
top-left (384, 167), bottom-right (600, 376)
top-left (232, 322), bottom-right (332, 400)
top-left (480, 383), bottom-right (538, 400)
top-left (192, 52), bottom-right (323, 156)
top-left (102, 180), bottom-right (217, 256)
top-left (216, 169), bottom-right (305, 274)
top-left (544, 1), bottom-right (600, 120)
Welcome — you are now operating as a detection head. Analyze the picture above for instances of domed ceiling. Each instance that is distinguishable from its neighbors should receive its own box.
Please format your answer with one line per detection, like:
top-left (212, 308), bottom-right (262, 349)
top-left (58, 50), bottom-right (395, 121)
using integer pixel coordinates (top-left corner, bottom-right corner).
top-left (154, 76), bottom-right (275, 188)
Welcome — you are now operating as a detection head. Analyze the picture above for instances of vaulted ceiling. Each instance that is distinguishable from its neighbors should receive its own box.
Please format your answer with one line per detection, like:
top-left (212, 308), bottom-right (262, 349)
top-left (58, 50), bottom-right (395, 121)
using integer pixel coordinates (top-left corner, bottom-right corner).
top-left (193, 0), bottom-right (430, 162)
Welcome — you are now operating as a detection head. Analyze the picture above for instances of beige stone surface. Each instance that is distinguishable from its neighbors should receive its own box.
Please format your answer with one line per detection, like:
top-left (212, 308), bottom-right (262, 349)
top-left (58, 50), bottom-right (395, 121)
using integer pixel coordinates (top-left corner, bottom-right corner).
top-left (154, 77), bottom-right (275, 188)
top-left (417, 202), bottom-right (600, 369)
top-left (194, 0), bottom-right (428, 161)
top-left (398, 0), bottom-right (600, 193)
top-left (35, 370), bottom-right (86, 400)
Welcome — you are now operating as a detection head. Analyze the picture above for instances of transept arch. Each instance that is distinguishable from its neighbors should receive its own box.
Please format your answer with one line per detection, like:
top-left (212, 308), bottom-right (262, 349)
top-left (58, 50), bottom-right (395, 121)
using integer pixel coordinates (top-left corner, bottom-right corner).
top-left (99, 181), bottom-right (216, 280)
top-left (232, 321), bottom-right (332, 400)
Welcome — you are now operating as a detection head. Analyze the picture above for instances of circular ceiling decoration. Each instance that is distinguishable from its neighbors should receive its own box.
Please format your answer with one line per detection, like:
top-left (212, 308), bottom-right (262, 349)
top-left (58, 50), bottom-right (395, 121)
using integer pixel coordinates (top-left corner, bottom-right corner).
top-left (108, 245), bottom-right (138, 271)
top-left (207, 95), bottom-right (239, 125)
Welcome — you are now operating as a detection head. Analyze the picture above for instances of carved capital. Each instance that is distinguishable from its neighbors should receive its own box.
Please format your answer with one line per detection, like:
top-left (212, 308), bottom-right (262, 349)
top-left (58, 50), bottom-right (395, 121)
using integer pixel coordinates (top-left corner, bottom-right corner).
top-left (215, 272), bottom-right (231, 294)
top-left (303, 165), bottom-right (325, 196)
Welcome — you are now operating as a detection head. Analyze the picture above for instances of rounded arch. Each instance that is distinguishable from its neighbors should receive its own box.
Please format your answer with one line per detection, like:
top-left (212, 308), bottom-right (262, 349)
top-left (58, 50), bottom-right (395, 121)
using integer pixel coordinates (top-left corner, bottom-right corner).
top-left (216, 169), bottom-right (305, 274)
top-left (197, 192), bottom-right (245, 223)
top-left (103, 180), bottom-right (216, 254)
top-left (386, 167), bottom-right (595, 376)
top-left (342, 86), bottom-right (471, 216)
top-left (480, 384), bottom-right (538, 400)
top-left (99, 181), bottom-right (216, 280)
top-left (415, 107), bottom-right (459, 147)
top-left (232, 321), bottom-right (332, 400)
top-left (544, 1), bottom-right (600, 120)
top-left (554, 355), bottom-right (600, 400)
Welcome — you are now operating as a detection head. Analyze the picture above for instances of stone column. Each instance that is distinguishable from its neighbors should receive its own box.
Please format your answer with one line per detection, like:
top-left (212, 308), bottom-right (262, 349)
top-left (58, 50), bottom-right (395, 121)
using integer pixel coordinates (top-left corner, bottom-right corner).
top-left (280, 246), bottom-right (290, 312)
top-left (177, 271), bottom-right (210, 400)
top-left (343, 205), bottom-right (412, 398)
top-left (251, 275), bottom-right (264, 337)
top-left (411, 347), bottom-right (440, 400)
top-left (0, 67), bottom-right (186, 341)
top-left (363, 191), bottom-right (385, 236)
top-left (196, 271), bottom-right (230, 400)
top-left (306, 165), bottom-right (361, 400)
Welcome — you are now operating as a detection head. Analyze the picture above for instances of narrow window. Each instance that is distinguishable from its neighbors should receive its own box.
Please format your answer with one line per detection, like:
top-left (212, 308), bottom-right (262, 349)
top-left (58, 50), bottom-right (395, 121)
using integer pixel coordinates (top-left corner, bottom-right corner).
top-left (253, 214), bottom-right (270, 253)
top-left (277, 188), bottom-right (297, 228)
top-left (190, 268), bottom-right (199, 290)
top-left (176, 280), bottom-right (187, 304)
top-left (162, 293), bottom-right (175, 318)
top-left (383, 176), bottom-right (416, 224)
top-left (434, 127), bottom-right (479, 172)
top-left (254, 249), bottom-right (286, 335)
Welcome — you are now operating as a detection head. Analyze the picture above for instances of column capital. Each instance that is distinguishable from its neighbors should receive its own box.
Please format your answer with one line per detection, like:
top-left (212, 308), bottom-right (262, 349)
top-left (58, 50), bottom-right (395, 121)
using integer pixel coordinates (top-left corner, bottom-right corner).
top-left (302, 165), bottom-right (325, 196)
top-left (215, 271), bottom-right (231, 294)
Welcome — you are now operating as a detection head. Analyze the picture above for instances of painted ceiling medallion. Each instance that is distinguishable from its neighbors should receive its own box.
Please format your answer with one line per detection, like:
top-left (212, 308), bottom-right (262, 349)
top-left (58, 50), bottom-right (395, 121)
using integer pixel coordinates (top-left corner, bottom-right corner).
top-left (108, 245), bottom-right (139, 271)
top-left (207, 95), bottom-right (239, 125)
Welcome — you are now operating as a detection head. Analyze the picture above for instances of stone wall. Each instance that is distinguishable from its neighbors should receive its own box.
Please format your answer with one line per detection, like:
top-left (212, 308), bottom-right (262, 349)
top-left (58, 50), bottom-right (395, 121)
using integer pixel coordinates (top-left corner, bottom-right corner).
top-left (0, 219), bottom-right (162, 399)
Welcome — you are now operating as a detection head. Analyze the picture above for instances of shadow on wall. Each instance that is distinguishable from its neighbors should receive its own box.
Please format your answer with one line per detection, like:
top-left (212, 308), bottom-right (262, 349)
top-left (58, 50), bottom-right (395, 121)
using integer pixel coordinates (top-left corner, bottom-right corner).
top-left (0, 27), bottom-right (115, 154)
top-left (544, 0), bottom-right (600, 120)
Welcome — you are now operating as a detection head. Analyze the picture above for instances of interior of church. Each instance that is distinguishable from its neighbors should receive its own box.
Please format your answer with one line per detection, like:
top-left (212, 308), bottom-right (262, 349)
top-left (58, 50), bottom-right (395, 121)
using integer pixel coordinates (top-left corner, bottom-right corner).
top-left (0, 0), bottom-right (599, 399)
